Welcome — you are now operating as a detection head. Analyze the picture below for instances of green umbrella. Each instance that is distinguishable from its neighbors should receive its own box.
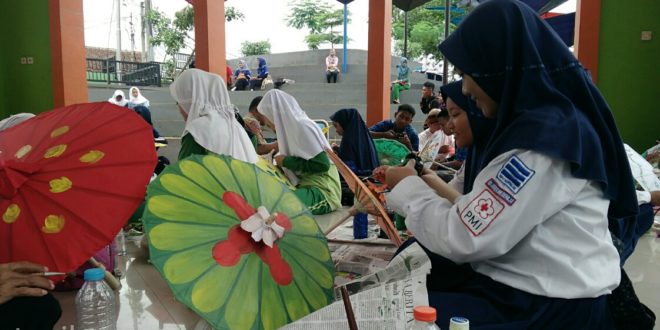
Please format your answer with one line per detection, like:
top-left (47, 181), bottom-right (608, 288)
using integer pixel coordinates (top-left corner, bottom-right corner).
top-left (373, 138), bottom-right (410, 166)
top-left (143, 154), bottom-right (335, 330)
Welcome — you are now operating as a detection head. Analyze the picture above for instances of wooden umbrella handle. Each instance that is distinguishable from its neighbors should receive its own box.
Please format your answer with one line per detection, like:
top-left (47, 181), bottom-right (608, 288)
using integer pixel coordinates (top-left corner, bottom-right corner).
top-left (340, 286), bottom-right (358, 330)
top-left (88, 257), bottom-right (122, 291)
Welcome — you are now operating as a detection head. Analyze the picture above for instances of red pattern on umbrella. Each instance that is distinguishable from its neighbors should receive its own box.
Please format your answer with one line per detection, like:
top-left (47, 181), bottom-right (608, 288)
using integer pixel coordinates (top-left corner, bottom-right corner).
top-left (212, 191), bottom-right (294, 285)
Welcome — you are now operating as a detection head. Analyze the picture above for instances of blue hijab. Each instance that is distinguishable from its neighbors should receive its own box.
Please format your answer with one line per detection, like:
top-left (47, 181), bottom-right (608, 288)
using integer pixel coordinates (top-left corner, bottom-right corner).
top-left (439, 0), bottom-right (637, 218)
top-left (256, 57), bottom-right (269, 78)
top-left (330, 108), bottom-right (380, 174)
top-left (441, 81), bottom-right (496, 194)
top-left (397, 57), bottom-right (410, 81)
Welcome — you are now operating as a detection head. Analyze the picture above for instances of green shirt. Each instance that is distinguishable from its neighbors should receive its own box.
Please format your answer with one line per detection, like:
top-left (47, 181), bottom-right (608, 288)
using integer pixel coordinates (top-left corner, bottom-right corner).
top-left (178, 133), bottom-right (207, 160)
top-left (283, 152), bottom-right (341, 211)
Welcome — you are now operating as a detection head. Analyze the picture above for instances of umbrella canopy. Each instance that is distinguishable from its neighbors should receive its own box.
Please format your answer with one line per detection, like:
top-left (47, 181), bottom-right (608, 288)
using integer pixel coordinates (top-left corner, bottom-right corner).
top-left (393, 0), bottom-right (432, 12)
top-left (143, 154), bottom-right (335, 330)
top-left (373, 139), bottom-right (409, 166)
top-left (0, 102), bottom-right (157, 273)
top-left (325, 149), bottom-right (403, 246)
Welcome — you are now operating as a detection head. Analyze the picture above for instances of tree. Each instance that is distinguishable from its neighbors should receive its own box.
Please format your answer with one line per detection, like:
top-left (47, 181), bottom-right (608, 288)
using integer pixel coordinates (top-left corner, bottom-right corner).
top-left (391, 0), bottom-right (467, 60)
top-left (286, 0), bottom-right (349, 50)
top-left (146, 5), bottom-right (244, 79)
top-left (241, 40), bottom-right (272, 57)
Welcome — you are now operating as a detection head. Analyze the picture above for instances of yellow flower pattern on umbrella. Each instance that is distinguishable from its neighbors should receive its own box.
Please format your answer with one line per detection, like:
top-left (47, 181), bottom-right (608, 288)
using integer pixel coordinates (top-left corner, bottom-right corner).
top-left (79, 150), bottom-right (105, 164)
top-left (14, 145), bottom-right (32, 159)
top-left (143, 155), bottom-right (335, 330)
top-left (49, 177), bottom-right (72, 193)
top-left (42, 215), bottom-right (65, 233)
top-left (3, 204), bottom-right (20, 224)
top-left (50, 126), bottom-right (69, 138)
top-left (44, 144), bottom-right (67, 159)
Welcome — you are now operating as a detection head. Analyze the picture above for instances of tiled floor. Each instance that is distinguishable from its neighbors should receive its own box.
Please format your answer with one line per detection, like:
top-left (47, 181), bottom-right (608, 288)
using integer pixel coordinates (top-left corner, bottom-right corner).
top-left (53, 214), bottom-right (660, 330)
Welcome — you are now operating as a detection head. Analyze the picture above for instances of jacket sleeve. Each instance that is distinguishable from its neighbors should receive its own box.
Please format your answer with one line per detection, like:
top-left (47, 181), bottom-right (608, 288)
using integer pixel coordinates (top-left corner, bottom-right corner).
top-left (386, 149), bottom-right (584, 263)
top-left (282, 151), bottom-right (331, 174)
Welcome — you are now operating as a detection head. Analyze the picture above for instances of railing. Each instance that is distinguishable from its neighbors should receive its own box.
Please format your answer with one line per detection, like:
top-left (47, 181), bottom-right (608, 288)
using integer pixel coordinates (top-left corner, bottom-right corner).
top-left (86, 58), bottom-right (162, 87)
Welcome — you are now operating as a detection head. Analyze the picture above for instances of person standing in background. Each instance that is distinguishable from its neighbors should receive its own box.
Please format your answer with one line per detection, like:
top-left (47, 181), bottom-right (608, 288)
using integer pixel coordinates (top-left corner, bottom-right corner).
top-left (326, 49), bottom-right (340, 83)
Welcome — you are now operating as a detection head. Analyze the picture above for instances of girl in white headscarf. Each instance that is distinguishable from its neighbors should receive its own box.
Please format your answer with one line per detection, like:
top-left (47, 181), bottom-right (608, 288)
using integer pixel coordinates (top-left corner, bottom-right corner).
top-left (108, 90), bottom-right (128, 107)
top-left (128, 87), bottom-right (150, 108)
top-left (258, 89), bottom-right (341, 214)
top-left (170, 68), bottom-right (258, 164)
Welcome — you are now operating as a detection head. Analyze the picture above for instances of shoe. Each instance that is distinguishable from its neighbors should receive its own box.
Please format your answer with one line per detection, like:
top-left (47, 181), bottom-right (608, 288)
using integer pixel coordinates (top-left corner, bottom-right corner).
top-left (231, 87), bottom-right (236, 91)
top-left (392, 100), bottom-right (400, 104)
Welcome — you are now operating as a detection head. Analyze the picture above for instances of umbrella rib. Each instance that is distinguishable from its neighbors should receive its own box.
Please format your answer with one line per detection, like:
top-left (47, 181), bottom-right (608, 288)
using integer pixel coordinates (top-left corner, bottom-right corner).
top-left (152, 190), bottom-right (239, 222)
top-left (152, 218), bottom-right (234, 229)
top-left (284, 251), bottom-right (329, 311)
top-left (47, 124), bottom-right (150, 163)
top-left (26, 104), bottom-right (100, 154)
top-left (216, 254), bottom-right (251, 314)
top-left (269, 189), bottom-right (287, 212)
top-left (15, 194), bottom-right (63, 271)
top-left (278, 240), bottom-right (331, 275)
top-left (253, 166), bottom-right (265, 207)
top-left (225, 158), bottom-right (249, 201)
top-left (255, 260), bottom-right (264, 328)
top-left (21, 185), bottom-right (122, 239)
top-left (37, 128), bottom-right (152, 167)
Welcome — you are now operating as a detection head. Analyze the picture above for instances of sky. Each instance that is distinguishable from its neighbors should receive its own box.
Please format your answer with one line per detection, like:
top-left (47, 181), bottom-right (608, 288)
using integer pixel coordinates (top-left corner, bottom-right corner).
top-left (83, 0), bottom-right (576, 62)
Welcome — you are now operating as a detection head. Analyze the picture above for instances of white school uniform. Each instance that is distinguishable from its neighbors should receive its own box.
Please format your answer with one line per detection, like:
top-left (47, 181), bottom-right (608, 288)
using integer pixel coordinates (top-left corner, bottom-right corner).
top-left (386, 149), bottom-right (620, 299)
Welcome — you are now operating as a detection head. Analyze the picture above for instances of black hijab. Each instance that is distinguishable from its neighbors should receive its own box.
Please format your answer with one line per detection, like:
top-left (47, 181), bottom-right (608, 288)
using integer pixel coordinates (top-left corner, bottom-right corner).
top-left (330, 108), bottom-right (380, 173)
top-left (439, 0), bottom-right (637, 218)
top-left (440, 81), bottom-right (495, 194)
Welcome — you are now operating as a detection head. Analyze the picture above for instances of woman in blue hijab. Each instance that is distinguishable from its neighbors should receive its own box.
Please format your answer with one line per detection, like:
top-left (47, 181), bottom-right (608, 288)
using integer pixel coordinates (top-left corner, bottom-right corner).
top-left (330, 108), bottom-right (380, 176)
top-left (249, 57), bottom-right (269, 91)
top-left (390, 57), bottom-right (410, 104)
top-left (233, 60), bottom-right (251, 91)
top-left (383, 0), bottom-right (634, 328)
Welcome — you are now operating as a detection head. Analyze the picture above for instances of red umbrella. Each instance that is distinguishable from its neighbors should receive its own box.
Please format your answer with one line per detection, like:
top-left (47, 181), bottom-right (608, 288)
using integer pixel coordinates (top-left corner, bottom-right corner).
top-left (0, 102), bottom-right (157, 273)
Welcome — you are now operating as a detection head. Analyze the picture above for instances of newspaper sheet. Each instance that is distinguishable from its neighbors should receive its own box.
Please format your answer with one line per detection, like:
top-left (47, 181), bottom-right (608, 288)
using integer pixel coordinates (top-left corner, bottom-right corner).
top-left (330, 243), bottom-right (396, 286)
top-left (336, 242), bottom-right (431, 297)
top-left (283, 242), bottom-right (431, 330)
top-left (625, 143), bottom-right (660, 192)
top-left (281, 274), bottom-right (428, 330)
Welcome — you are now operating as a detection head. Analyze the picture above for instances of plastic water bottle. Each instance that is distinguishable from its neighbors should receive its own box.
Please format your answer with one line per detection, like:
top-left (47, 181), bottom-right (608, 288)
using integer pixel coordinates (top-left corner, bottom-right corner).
top-left (353, 212), bottom-right (368, 239)
top-left (449, 316), bottom-right (470, 330)
top-left (408, 306), bottom-right (441, 330)
top-left (114, 229), bottom-right (127, 256)
top-left (75, 268), bottom-right (117, 330)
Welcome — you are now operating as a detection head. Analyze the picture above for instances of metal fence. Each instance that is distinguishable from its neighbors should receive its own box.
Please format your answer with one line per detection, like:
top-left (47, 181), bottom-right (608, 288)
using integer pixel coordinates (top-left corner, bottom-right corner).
top-left (86, 58), bottom-right (162, 87)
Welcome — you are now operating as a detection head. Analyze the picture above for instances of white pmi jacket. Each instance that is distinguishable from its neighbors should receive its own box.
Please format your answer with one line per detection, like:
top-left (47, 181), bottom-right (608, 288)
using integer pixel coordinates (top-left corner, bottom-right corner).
top-left (387, 149), bottom-right (620, 298)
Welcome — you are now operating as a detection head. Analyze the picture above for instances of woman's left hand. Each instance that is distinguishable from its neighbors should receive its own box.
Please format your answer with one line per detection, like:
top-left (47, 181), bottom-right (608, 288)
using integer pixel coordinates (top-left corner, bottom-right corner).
top-left (385, 160), bottom-right (417, 188)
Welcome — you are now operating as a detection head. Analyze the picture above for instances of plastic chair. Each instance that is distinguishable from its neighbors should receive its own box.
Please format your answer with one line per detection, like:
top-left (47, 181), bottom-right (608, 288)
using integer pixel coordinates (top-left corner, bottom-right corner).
top-left (313, 119), bottom-right (330, 140)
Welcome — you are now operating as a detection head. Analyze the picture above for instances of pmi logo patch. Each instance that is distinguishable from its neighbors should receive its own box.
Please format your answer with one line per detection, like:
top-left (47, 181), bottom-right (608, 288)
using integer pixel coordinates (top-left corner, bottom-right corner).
top-left (460, 189), bottom-right (505, 236)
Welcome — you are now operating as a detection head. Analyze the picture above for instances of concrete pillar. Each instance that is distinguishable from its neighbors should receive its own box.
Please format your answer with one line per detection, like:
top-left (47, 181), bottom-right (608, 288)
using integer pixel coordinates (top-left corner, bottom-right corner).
top-left (366, 0), bottom-right (392, 126)
top-left (49, 0), bottom-right (88, 107)
top-left (194, 0), bottom-right (226, 78)
top-left (574, 0), bottom-right (601, 83)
